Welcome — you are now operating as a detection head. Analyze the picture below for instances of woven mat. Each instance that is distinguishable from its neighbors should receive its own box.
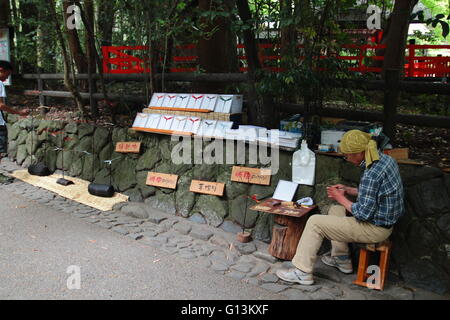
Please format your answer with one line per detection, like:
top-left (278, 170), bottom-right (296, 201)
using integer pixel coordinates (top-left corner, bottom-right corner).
top-left (11, 170), bottom-right (128, 211)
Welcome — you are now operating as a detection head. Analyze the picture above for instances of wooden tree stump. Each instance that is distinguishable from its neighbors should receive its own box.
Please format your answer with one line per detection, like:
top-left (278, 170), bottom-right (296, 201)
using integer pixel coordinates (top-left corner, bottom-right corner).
top-left (268, 214), bottom-right (308, 260)
top-left (250, 198), bottom-right (317, 261)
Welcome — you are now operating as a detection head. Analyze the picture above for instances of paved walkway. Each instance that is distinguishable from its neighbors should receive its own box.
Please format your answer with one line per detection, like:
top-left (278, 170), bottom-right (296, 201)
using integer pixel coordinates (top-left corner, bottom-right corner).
top-left (0, 159), bottom-right (447, 300)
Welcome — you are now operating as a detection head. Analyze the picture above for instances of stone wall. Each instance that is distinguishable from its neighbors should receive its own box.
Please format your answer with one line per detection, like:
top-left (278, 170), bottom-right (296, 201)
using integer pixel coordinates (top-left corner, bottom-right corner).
top-left (6, 115), bottom-right (450, 294)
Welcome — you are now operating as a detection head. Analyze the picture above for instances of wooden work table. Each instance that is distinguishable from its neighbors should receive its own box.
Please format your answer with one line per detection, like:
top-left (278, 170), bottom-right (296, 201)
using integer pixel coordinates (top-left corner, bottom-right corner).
top-left (250, 198), bottom-right (317, 260)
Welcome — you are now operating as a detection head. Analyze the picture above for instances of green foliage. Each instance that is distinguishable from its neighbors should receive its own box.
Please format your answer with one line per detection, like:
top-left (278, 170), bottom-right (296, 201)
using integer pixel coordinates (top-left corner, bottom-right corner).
top-left (411, 10), bottom-right (450, 38)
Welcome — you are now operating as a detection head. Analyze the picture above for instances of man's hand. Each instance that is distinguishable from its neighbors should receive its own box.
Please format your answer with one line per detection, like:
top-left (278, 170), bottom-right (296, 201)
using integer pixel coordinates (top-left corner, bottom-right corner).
top-left (330, 184), bottom-right (347, 191)
top-left (330, 184), bottom-right (358, 196)
top-left (327, 186), bottom-right (354, 214)
top-left (327, 186), bottom-right (346, 201)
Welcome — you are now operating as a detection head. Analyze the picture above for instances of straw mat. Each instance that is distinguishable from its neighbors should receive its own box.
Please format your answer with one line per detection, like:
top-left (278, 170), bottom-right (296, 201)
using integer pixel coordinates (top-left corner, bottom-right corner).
top-left (11, 170), bottom-right (128, 211)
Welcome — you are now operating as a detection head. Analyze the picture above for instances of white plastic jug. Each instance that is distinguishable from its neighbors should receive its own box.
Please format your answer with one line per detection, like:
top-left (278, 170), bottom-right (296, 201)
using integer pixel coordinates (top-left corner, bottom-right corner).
top-left (292, 140), bottom-right (316, 186)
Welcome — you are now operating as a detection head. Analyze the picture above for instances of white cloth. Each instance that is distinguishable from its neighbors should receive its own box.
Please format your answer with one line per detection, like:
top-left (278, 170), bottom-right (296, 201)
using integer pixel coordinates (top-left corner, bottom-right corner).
top-left (0, 81), bottom-right (7, 126)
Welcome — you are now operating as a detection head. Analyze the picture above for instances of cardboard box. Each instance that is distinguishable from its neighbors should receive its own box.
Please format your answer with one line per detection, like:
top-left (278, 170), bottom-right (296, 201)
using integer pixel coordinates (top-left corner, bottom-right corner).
top-left (280, 115), bottom-right (304, 134)
top-left (321, 130), bottom-right (346, 152)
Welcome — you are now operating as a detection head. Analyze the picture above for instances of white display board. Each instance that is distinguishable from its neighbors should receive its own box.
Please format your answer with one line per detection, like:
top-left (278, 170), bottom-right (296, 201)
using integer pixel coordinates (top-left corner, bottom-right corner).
top-left (0, 28), bottom-right (11, 86)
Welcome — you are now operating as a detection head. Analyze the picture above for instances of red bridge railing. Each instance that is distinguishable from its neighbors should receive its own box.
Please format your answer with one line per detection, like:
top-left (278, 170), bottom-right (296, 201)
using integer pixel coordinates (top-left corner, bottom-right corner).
top-left (102, 44), bottom-right (450, 78)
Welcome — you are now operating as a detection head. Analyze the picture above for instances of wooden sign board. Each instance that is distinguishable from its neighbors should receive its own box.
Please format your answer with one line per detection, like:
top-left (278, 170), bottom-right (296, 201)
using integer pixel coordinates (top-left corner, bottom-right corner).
top-left (231, 166), bottom-right (271, 186)
top-left (383, 148), bottom-right (409, 160)
top-left (189, 180), bottom-right (225, 196)
top-left (116, 142), bottom-right (141, 154)
top-left (146, 172), bottom-right (179, 189)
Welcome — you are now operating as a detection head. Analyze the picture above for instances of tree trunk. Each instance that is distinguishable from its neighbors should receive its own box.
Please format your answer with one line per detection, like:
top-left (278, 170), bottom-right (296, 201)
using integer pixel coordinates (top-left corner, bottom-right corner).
top-left (0, 0), bottom-right (9, 28)
top-left (62, 1), bottom-right (88, 74)
top-left (381, 0), bottom-right (418, 142)
top-left (18, 1), bottom-right (37, 73)
top-left (98, 0), bottom-right (116, 47)
top-left (382, 0), bottom-right (418, 75)
top-left (47, 1), bottom-right (86, 117)
top-left (197, 0), bottom-right (239, 92)
top-left (84, 0), bottom-right (98, 116)
top-left (236, 0), bottom-right (276, 128)
top-left (37, 6), bottom-right (55, 73)
top-left (75, 0), bottom-right (113, 122)
top-left (280, 0), bottom-right (295, 68)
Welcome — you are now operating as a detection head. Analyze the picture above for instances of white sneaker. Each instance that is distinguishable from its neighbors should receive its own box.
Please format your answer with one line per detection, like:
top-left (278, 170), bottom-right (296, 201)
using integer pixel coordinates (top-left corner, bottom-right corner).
top-left (276, 268), bottom-right (314, 285)
top-left (321, 254), bottom-right (353, 274)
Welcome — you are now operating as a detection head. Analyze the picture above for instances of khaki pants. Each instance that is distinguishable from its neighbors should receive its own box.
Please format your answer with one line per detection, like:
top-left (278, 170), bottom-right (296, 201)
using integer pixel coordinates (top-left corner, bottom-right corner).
top-left (292, 205), bottom-right (392, 273)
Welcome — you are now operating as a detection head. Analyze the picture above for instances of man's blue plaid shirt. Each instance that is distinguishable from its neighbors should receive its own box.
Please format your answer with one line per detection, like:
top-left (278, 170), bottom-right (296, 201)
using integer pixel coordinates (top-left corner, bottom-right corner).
top-left (351, 153), bottom-right (405, 227)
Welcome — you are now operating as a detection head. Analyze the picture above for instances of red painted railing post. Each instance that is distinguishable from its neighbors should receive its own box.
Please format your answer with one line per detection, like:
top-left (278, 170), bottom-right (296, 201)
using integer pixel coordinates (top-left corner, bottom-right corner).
top-left (407, 44), bottom-right (415, 77)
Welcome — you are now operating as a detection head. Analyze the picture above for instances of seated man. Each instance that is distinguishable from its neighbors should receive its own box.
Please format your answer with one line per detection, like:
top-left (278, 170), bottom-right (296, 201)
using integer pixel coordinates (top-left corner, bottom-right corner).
top-left (276, 130), bottom-right (405, 285)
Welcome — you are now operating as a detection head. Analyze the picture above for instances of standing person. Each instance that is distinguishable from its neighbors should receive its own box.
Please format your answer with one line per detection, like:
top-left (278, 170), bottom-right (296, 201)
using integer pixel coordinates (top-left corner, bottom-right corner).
top-left (0, 60), bottom-right (29, 160)
top-left (276, 130), bottom-right (405, 285)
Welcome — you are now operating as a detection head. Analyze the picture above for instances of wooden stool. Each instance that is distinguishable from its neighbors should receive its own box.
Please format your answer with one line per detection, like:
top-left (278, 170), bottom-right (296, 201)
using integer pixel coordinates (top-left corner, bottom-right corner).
top-left (354, 239), bottom-right (392, 290)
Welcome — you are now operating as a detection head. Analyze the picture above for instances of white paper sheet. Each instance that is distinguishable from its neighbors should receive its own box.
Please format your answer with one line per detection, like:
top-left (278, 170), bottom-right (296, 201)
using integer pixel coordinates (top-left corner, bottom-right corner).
top-left (173, 94), bottom-right (190, 108)
top-left (132, 113), bottom-right (150, 128)
top-left (161, 93), bottom-right (178, 108)
top-left (171, 116), bottom-right (188, 132)
top-left (188, 94), bottom-right (205, 109)
top-left (158, 115), bottom-right (175, 130)
top-left (215, 95), bottom-right (234, 113)
top-left (149, 93), bottom-right (166, 107)
top-left (231, 95), bottom-right (244, 113)
top-left (272, 180), bottom-right (299, 202)
top-left (185, 117), bottom-right (202, 134)
top-left (213, 121), bottom-right (234, 138)
top-left (202, 95), bottom-right (218, 111)
top-left (145, 114), bottom-right (162, 129)
top-left (197, 120), bottom-right (217, 137)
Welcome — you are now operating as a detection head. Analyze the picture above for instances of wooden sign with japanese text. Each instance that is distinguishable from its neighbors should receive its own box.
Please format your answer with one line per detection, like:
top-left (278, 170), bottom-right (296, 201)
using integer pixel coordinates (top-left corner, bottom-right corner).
top-left (115, 142), bottom-right (141, 154)
top-left (146, 172), bottom-right (179, 189)
top-left (189, 180), bottom-right (225, 196)
top-left (231, 166), bottom-right (271, 186)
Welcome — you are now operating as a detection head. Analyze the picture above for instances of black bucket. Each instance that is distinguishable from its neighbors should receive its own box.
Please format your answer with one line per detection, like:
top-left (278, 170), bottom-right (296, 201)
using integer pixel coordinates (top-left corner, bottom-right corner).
top-left (28, 163), bottom-right (52, 176)
top-left (88, 183), bottom-right (115, 198)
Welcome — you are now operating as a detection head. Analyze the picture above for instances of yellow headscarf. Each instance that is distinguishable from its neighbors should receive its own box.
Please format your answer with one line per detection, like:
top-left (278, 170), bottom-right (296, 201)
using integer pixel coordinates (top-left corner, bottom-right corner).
top-left (339, 130), bottom-right (379, 168)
